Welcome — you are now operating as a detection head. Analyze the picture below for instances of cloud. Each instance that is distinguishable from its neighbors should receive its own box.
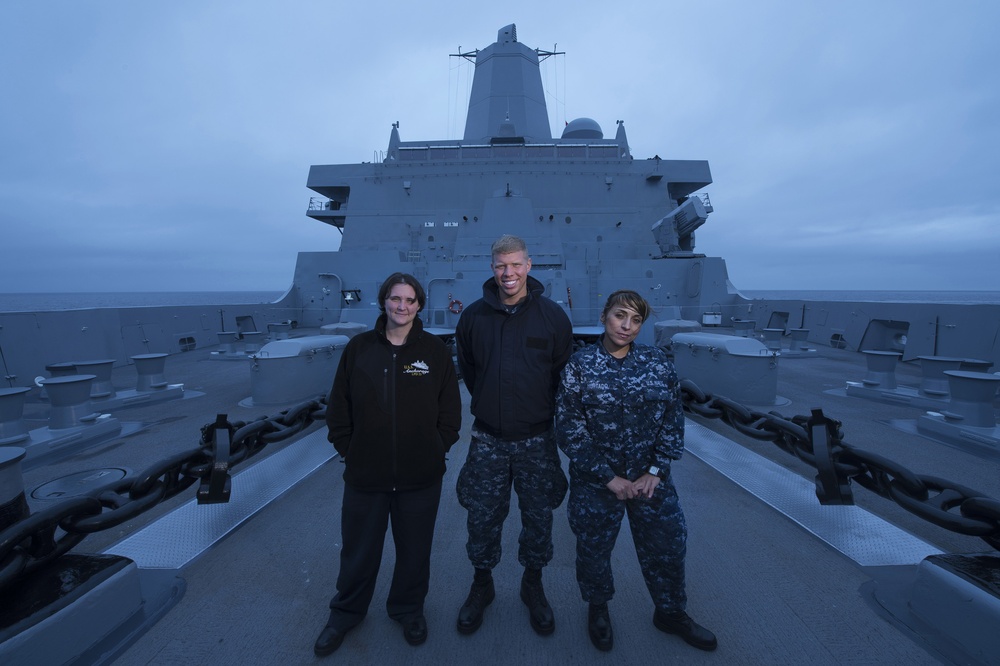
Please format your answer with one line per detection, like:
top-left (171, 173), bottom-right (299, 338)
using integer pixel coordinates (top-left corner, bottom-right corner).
top-left (1, 1), bottom-right (998, 295)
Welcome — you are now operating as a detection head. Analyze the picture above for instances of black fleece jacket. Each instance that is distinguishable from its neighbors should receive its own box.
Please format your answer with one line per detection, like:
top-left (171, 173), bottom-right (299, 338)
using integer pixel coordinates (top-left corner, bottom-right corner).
top-left (455, 275), bottom-right (573, 440)
top-left (326, 315), bottom-right (461, 491)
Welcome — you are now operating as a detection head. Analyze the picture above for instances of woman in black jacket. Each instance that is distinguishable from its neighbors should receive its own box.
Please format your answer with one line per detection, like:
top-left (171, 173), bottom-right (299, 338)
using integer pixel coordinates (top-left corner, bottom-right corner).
top-left (314, 272), bottom-right (462, 657)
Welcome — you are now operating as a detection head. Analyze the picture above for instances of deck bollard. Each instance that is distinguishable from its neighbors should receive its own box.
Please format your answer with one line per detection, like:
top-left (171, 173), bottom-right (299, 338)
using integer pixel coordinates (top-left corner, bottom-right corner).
top-left (45, 362), bottom-right (77, 379)
top-left (916, 356), bottom-right (965, 397)
top-left (860, 350), bottom-right (901, 390)
top-left (941, 371), bottom-right (1000, 428)
top-left (0, 388), bottom-right (31, 445)
top-left (39, 362), bottom-right (76, 401)
top-left (217, 331), bottom-right (239, 354)
top-left (958, 359), bottom-right (997, 399)
top-left (0, 446), bottom-right (29, 531)
top-left (762, 328), bottom-right (783, 351)
top-left (732, 319), bottom-right (756, 338)
top-left (131, 353), bottom-right (169, 391)
top-left (242, 331), bottom-right (264, 354)
top-left (789, 328), bottom-right (809, 351)
top-left (73, 359), bottom-right (117, 400)
top-left (40, 375), bottom-right (98, 430)
top-left (959, 358), bottom-right (994, 373)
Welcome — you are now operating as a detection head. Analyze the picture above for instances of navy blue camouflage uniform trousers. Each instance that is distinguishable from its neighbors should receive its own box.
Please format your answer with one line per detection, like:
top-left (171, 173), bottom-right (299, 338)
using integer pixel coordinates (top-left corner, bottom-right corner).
top-left (555, 339), bottom-right (688, 612)
top-left (456, 427), bottom-right (567, 569)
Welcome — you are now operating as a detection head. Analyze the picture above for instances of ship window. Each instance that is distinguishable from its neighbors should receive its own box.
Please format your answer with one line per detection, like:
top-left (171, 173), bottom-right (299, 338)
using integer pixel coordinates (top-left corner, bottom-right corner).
top-left (399, 148), bottom-right (428, 161)
top-left (494, 145), bottom-right (523, 158)
top-left (557, 145), bottom-right (586, 158)
top-left (463, 146), bottom-right (491, 158)
top-left (429, 147), bottom-right (459, 160)
top-left (588, 145), bottom-right (619, 159)
top-left (526, 145), bottom-right (555, 158)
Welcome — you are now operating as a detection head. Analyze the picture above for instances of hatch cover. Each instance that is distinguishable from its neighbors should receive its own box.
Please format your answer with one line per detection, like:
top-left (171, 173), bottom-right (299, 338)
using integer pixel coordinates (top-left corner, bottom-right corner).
top-left (31, 468), bottom-right (129, 501)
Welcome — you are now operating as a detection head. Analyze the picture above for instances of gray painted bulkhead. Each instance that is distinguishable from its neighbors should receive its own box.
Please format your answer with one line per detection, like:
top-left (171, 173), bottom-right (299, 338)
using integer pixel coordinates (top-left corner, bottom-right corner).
top-left (746, 298), bottom-right (1000, 363)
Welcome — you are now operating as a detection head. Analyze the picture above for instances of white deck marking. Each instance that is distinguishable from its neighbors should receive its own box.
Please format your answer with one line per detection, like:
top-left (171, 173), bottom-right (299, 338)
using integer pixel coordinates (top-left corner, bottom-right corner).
top-left (684, 421), bottom-right (942, 566)
top-left (105, 431), bottom-right (335, 568)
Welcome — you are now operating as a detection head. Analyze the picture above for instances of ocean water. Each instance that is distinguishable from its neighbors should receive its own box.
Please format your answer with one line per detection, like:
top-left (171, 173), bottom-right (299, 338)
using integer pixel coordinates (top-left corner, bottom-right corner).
top-left (0, 291), bottom-right (285, 313)
top-left (740, 290), bottom-right (1000, 305)
top-left (1, 290), bottom-right (998, 313)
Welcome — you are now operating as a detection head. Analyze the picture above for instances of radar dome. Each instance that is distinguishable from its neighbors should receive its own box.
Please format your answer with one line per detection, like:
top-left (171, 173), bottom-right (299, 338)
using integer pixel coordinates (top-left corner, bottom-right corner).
top-left (561, 117), bottom-right (603, 139)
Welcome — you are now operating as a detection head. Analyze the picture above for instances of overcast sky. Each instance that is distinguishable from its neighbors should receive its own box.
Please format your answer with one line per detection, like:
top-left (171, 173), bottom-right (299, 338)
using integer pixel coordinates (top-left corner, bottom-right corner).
top-left (2, 1), bottom-right (998, 294)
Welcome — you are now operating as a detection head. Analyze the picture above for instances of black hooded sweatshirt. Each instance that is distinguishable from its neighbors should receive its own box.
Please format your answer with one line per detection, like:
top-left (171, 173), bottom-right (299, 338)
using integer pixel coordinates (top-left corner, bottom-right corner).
top-left (455, 275), bottom-right (573, 440)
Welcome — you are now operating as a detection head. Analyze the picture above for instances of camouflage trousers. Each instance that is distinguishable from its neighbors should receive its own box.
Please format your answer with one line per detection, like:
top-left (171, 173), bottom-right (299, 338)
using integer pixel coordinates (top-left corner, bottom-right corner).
top-left (456, 427), bottom-right (568, 570)
top-left (567, 473), bottom-right (687, 612)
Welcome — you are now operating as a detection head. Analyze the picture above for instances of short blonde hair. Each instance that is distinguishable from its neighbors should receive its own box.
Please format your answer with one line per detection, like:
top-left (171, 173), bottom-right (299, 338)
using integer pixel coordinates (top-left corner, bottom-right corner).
top-left (491, 234), bottom-right (527, 260)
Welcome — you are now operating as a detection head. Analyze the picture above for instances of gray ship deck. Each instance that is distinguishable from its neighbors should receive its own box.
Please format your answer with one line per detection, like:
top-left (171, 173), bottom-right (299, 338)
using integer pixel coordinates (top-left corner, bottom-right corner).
top-left (15, 334), bottom-right (1000, 665)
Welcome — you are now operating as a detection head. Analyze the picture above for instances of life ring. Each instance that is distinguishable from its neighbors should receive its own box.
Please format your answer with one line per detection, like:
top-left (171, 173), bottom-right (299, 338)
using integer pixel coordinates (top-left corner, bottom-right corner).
top-left (449, 299), bottom-right (464, 315)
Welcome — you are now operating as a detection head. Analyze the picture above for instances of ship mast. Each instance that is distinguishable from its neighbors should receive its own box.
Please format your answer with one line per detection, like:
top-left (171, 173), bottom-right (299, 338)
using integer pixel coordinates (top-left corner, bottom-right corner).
top-left (455, 24), bottom-right (562, 142)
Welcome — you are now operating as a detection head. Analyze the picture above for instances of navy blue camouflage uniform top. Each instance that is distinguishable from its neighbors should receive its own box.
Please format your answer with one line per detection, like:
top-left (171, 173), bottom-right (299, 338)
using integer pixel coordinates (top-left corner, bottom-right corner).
top-left (556, 338), bottom-right (690, 612)
top-left (556, 339), bottom-right (684, 484)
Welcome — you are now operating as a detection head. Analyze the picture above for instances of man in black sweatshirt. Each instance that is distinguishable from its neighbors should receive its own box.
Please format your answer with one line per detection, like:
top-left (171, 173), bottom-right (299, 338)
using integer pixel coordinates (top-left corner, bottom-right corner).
top-left (454, 235), bottom-right (573, 637)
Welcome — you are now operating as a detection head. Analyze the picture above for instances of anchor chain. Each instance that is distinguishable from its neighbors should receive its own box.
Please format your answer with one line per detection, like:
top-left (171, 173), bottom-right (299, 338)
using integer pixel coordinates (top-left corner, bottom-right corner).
top-left (680, 379), bottom-right (1000, 550)
top-left (3, 382), bottom-right (1000, 596)
top-left (0, 396), bottom-right (327, 593)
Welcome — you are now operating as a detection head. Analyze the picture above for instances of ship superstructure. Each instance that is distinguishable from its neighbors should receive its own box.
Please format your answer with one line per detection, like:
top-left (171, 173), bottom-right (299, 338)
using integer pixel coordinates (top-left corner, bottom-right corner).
top-left (297, 24), bottom-right (726, 336)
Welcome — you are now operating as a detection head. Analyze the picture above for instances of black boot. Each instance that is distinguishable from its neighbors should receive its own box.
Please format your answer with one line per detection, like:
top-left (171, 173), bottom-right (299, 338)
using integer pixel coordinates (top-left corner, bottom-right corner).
top-left (588, 603), bottom-right (613, 651)
top-left (653, 609), bottom-right (718, 651)
top-left (400, 613), bottom-right (427, 646)
top-left (456, 568), bottom-right (495, 635)
top-left (520, 568), bottom-right (555, 635)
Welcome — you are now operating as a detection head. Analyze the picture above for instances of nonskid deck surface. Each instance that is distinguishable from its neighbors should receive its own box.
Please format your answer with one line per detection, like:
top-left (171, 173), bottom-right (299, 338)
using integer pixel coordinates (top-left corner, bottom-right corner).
top-left (16, 340), bottom-right (998, 664)
top-left (107, 425), bottom-right (947, 666)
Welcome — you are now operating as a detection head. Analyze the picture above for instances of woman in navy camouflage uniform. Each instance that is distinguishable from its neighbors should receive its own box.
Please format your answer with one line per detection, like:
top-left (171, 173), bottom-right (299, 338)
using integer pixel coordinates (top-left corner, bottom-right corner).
top-left (555, 290), bottom-right (716, 653)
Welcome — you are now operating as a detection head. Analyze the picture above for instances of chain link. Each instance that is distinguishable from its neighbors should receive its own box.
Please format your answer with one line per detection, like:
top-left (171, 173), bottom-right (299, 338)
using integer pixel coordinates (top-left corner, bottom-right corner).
top-left (3, 382), bottom-right (998, 595)
top-left (0, 396), bottom-right (326, 593)
top-left (679, 379), bottom-right (1000, 551)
